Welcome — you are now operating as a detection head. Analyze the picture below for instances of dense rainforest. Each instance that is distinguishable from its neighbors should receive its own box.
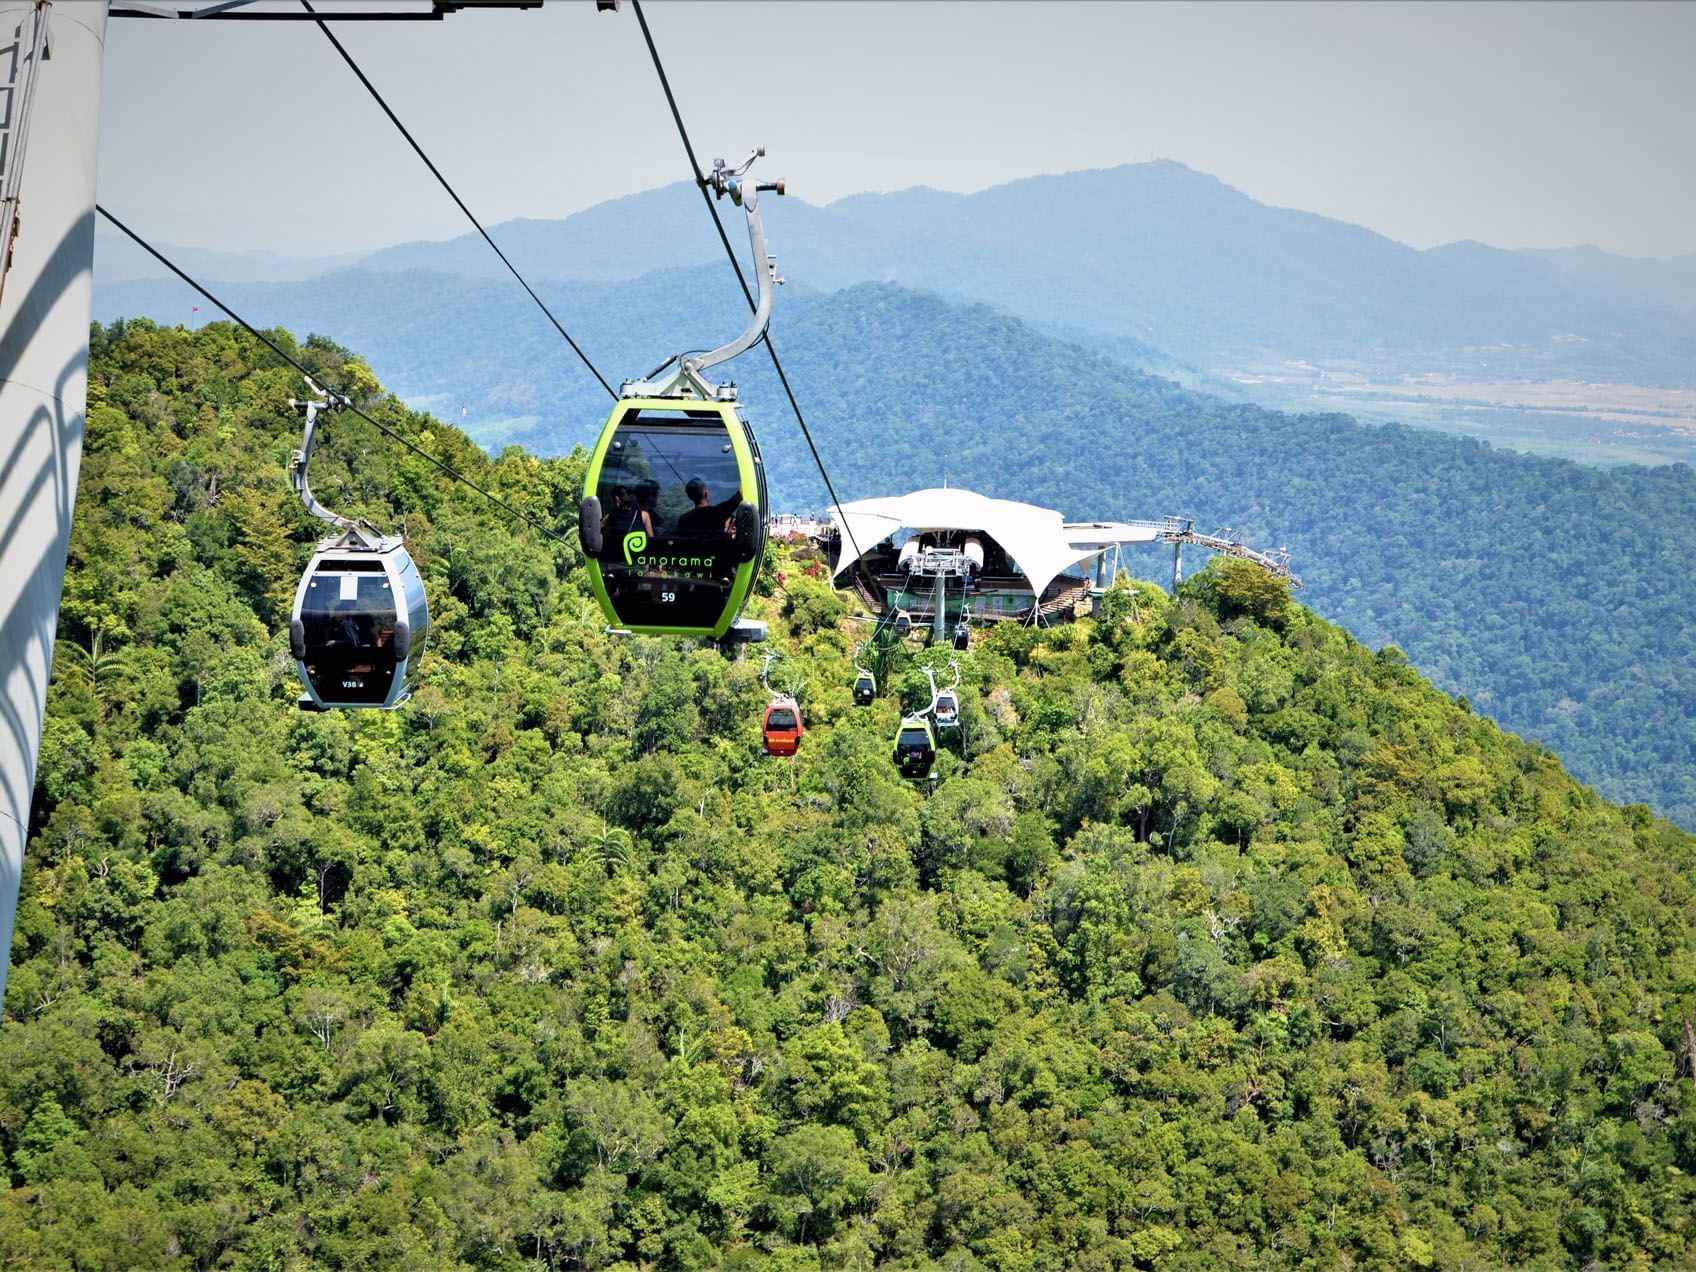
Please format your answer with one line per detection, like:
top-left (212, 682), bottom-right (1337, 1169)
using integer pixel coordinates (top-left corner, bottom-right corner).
top-left (93, 267), bottom-right (1696, 827)
top-left (5, 319), bottom-right (1696, 1269)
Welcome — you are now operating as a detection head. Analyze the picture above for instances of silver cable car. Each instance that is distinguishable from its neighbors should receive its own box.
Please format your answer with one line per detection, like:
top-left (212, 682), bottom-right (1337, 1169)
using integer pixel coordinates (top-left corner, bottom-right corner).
top-left (286, 381), bottom-right (429, 710)
top-left (926, 660), bottom-right (962, 730)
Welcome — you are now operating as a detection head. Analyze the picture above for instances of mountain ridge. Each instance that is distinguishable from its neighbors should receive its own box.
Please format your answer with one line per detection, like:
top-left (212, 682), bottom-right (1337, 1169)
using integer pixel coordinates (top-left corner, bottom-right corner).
top-left (110, 161), bottom-right (1688, 378)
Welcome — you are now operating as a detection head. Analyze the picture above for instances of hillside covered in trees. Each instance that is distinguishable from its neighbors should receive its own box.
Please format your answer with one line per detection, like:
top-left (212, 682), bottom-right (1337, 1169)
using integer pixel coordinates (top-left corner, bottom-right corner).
top-left (92, 269), bottom-right (1696, 828)
top-left (6, 321), bottom-right (1696, 1268)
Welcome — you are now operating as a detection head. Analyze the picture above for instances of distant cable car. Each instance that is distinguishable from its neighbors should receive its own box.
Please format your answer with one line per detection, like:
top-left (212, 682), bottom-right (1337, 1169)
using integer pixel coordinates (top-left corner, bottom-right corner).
top-left (853, 669), bottom-right (876, 706)
top-left (923, 660), bottom-right (961, 732)
top-left (759, 652), bottom-right (804, 755)
top-left (763, 696), bottom-right (804, 756)
top-left (951, 620), bottom-right (970, 651)
top-left (894, 609), bottom-right (912, 638)
top-left (851, 641), bottom-right (876, 706)
top-left (286, 382), bottom-right (428, 710)
top-left (893, 714), bottom-right (937, 780)
top-left (578, 148), bottom-right (784, 641)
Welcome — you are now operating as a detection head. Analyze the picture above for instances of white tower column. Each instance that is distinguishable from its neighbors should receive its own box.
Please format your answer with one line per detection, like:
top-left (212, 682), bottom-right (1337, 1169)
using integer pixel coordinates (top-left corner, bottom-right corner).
top-left (0, 0), bottom-right (107, 1003)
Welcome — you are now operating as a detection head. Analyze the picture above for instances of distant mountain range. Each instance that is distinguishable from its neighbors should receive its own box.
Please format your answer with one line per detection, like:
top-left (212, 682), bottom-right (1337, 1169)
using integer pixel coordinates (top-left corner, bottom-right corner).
top-left (100, 160), bottom-right (1696, 391)
top-left (1524, 244), bottom-right (1696, 314)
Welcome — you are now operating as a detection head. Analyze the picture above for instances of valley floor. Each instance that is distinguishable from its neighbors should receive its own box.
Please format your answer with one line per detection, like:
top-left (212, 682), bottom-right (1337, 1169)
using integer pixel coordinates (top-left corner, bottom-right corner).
top-left (1225, 363), bottom-right (1696, 467)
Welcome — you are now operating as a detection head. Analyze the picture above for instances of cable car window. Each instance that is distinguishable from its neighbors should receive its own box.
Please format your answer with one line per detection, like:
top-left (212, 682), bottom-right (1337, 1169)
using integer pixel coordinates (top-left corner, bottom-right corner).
top-left (595, 415), bottom-right (754, 631)
top-left (898, 727), bottom-right (931, 750)
top-left (767, 708), bottom-right (797, 730)
top-left (299, 565), bottom-right (397, 705)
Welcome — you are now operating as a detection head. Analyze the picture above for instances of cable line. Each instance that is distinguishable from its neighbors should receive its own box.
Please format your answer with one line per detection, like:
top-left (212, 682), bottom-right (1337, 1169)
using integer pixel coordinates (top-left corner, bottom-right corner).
top-left (631, 1), bottom-right (756, 313)
top-left (629, 0), bottom-right (869, 572)
top-left (300, 0), bottom-right (615, 399)
top-left (96, 204), bottom-right (573, 549)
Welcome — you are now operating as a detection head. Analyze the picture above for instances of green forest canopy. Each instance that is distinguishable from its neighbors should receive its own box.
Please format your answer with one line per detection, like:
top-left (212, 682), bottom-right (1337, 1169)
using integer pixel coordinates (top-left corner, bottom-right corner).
top-left (4, 320), bottom-right (1696, 1269)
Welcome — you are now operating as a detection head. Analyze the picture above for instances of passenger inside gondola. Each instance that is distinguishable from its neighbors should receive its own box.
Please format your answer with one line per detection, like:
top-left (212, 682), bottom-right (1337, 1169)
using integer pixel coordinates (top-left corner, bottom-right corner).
top-left (603, 484), bottom-right (641, 540)
top-left (633, 480), bottom-right (663, 533)
top-left (678, 475), bottom-right (744, 539)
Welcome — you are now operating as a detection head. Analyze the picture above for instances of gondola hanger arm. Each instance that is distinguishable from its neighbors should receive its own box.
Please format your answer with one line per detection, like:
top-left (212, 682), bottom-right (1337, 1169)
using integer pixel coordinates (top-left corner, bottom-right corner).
top-left (626, 147), bottom-right (786, 400)
top-left (288, 377), bottom-right (382, 546)
top-left (762, 650), bottom-right (793, 700)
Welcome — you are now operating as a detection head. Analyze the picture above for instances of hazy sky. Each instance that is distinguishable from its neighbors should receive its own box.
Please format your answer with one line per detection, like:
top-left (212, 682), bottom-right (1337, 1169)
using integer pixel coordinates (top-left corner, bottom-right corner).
top-left (96, 0), bottom-right (1696, 259)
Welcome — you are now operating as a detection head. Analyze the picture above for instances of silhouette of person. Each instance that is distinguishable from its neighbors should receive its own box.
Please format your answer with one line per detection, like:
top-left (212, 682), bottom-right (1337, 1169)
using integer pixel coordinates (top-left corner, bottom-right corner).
top-left (677, 474), bottom-right (744, 539)
top-left (633, 480), bottom-right (663, 533)
top-left (604, 484), bottom-right (647, 541)
top-left (337, 602), bottom-right (364, 646)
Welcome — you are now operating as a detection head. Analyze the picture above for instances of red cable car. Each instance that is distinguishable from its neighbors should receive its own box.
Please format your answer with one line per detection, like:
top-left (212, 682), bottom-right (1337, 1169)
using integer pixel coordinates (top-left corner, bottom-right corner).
top-left (762, 695), bottom-right (804, 756)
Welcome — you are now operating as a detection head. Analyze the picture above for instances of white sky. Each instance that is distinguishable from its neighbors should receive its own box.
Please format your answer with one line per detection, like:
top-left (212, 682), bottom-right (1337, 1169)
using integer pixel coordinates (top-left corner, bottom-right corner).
top-left (95, 0), bottom-right (1696, 259)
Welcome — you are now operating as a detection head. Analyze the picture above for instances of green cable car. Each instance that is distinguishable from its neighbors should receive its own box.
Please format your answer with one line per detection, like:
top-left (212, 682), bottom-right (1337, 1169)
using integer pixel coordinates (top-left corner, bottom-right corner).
top-left (893, 714), bottom-right (937, 780)
top-left (852, 641), bottom-right (876, 706)
top-left (579, 148), bottom-right (784, 641)
top-left (853, 668), bottom-right (876, 706)
top-left (582, 398), bottom-right (767, 638)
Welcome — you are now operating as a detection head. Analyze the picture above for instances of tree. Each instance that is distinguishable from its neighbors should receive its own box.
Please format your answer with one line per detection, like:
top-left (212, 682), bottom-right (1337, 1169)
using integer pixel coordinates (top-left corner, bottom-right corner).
top-left (762, 1124), bottom-right (871, 1245)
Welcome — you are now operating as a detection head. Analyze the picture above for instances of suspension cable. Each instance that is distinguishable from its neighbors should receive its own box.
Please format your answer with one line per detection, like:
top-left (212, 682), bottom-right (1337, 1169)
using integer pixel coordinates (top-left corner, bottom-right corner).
top-left (300, 0), bottom-right (615, 399)
top-left (96, 204), bottom-right (573, 549)
top-left (629, 0), bottom-right (869, 575)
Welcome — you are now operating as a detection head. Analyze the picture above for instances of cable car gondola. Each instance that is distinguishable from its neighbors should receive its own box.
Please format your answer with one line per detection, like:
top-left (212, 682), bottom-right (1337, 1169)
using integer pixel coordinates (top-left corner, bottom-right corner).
top-left (579, 148), bottom-right (784, 641)
top-left (763, 696), bottom-right (804, 756)
top-left (893, 714), bottom-right (937, 780)
top-left (286, 382), bottom-right (429, 710)
top-left (582, 397), bottom-right (766, 639)
top-left (851, 641), bottom-right (876, 706)
top-left (853, 669), bottom-right (876, 707)
top-left (291, 533), bottom-right (427, 710)
top-left (923, 660), bottom-right (961, 731)
top-left (759, 652), bottom-right (805, 756)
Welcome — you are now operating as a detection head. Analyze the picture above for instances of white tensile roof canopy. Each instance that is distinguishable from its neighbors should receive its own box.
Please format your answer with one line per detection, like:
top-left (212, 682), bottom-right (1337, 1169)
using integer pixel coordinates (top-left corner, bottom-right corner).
top-left (829, 487), bottom-right (1100, 600)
